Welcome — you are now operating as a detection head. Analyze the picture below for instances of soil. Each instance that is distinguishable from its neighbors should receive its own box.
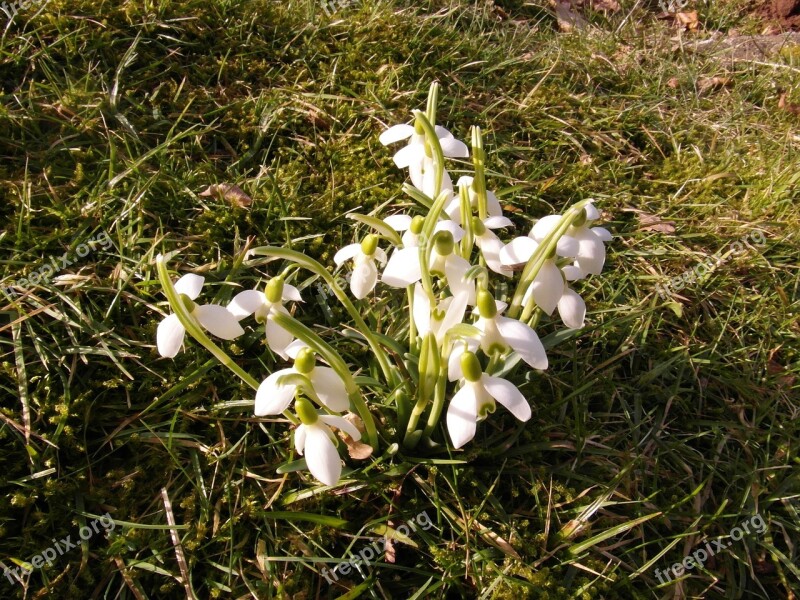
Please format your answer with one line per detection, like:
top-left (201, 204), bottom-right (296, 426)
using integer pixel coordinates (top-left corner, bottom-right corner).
top-left (757, 0), bottom-right (800, 31)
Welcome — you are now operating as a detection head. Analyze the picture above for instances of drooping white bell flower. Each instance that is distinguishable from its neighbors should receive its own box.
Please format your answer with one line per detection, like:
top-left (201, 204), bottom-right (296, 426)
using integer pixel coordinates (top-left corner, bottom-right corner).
top-left (471, 289), bottom-right (548, 370)
top-left (446, 351), bottom-right (531, 449)
top-left (157, 273), bottom-right (244, 358)
top-left (228, 276), bottom-right (302, 360)
top-left (292, 397), bottom-right (362, 486)
top-left (529, 201), bottom-right (611, 277)
top-left (412, 283), bottom-right (469, 345)
top-left (444, 176), bottom-right (504, 223)
top-left (379, 123), bottom-right (469, 173)
top-left (500, 238), bottom-right (587, 329)
top-left (471, 216), bottom-right (515, 276)
top-left (381, 216), bottom-right (465, 288)
top-left (430, 231), bottom-right (475, 304)
top-left (333, 234), bottom-right (387, 300)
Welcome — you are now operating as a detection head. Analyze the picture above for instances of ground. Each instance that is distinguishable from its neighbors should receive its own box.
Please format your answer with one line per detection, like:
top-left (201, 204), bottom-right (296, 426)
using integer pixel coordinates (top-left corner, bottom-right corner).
top-left (0, 0), bottom-right (798, 599)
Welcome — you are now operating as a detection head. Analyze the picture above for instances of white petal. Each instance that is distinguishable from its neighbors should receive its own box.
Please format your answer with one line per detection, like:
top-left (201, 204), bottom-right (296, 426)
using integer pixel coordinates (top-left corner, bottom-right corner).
top-left (529, 260), bottom-right (565, 315)
top-left (444, 255), bottom-right (476, 305)
top-left (434, 220), bottom-right (465, 242)
top-left (558, 288), bottom-right (586, 329)
top-left (294, 425), bottom-right (307, 455)
top-left (350, 260), bottom-right (378, 299)
top-left (584, 201), bottom-right (600, 221)
top-left (194, 305), bottom-right (245, 340)
top-left (255, 369), bottom-right (297, 415)
top-left (556, 235), bottom-right (579, 258)
top-left (446, 384), bottom-right (479, 449)
top-left (439, 137), bottom-right (469, 158)
top-left (319, 415), bottom-right (362, 440)
top-left (413, 282), bottom-right (431, 337)
top-left (303, 425), bottom-right (342, 486)
top-left (435, 125), bottom-right (454, 139)
top-left (499, 237), bottom-right (537, 266)
top-left (381, 247), bottom-right (422, 287)
top-left (562, 265), bottom-right (584, 281)
top-left (379, 124), bottom-right (415, 145)
top-left (483, 216), bottom-right (514, 230)
top-left (228, 289), bottom-right (266, 318)
top-left (333, 243), bottom-right (362, 267)
top-left (394, 144), bottom-right (425, 169)
top-left (574, 229), bottom-right (606, 276)
top-left (174, 273), bottom-right (204, 300)
top-left (309, 367), bottom-right (350, 412)
top-left (438, 291), bottom-right (469, 340)
top-left (591, 226), bottom-right (612, 242)
top-left (401, 229), bottom-right (419, 248)
top-left (530, 215), bottom-right (562, 242)
top-left (495, 316), bottom-right (548, 370)
top-left (266, 309), bottom-right (295, 359)
top-left (456, 175), bottom-right (474, 187)
top-left (384, 214), bottom-right (413, 232)
top-left (373, 247), bottom-right (388, 265)
top-left (156, 314), bottom-right (185, 358)
top-left (285, 339), bottom-right (310, 359)
top-left (486, 191), bottom-right (503, 217)
top-left (443, 194), bottom-right (463, 224)
top-left (478, 235), bottom-right (513, 276)
top-left (282, 284), bottom-right (303, 302)
top-left (482, 375), bottom-right (531, 422)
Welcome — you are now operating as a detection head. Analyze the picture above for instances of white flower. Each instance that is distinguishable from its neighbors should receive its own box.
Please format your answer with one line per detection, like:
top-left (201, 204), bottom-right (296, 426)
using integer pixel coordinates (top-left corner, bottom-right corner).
top-left (293, 398), bottom-right (362, 486)
top-left (334, 235), bottom-right (387, 299)
top-left (446, 351), bottom-right (531, 449)
top-left (500, 237), bottom-right (587, 329)
top-left (472, 290), bottom-right (548, 370)
top-left (444, 176), bottom-right (504, 223)
top-left (157, 273), bottom-right (244, 358)
top-left (471, 215), bottom-right (515, 276)
top-left (529, 202), bottom-right (611, 277)
top-left (254, 348), bottom-right (350, 416)
top-left (412, 283), bottom-right (469, 345)
top-left (379, 123), bottom-right (469, 173)
top-left (228, 276), bottom-right (303, 360)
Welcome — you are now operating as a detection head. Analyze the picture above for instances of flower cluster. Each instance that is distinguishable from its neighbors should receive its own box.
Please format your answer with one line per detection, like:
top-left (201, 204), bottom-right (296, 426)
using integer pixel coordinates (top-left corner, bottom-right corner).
top-left (153, 84), bottom-right (611, 488)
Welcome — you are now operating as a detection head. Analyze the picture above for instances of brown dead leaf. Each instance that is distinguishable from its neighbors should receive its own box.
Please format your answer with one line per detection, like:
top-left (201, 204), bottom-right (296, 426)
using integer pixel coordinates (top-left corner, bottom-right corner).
top-left (199, 183), bottom-right (252, 207)
top-left (697, 76), bottom-right (732, 96)
top-left (675, 11), bottom-right (699, 30)
top-left (592, 0), bottom-right (620, 12)
top-left (632, 210), bottom-right (676, 233)
top-left (552, 0), bottom-right (588, 31)
top-left (778, 92), bottom-right (800, 115)
top-left (339, 413), bottom-right (373, 460)
top-left (667, 77), bottom-right (680, 88)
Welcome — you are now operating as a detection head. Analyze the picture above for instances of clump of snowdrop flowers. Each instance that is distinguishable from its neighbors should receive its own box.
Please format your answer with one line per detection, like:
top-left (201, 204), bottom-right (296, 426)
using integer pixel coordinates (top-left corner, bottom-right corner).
top-left (153, 84), bottom-right (611, 488)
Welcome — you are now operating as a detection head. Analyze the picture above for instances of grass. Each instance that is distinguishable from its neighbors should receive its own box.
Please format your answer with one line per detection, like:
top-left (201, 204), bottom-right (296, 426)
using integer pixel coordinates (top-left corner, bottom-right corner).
top-left (0, 0), bottom-right (798, 598)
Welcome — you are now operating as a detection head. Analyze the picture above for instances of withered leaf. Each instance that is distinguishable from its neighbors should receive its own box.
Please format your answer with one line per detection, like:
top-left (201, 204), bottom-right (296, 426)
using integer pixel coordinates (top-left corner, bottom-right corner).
top-left (675, 11), bottom-right (699, 30)
top-left (697, 76), bottom-right (732, 96)
top-left (339, 413), bottom-right (373, 460)
top-left (636, 211), bottom-right (676, 233)
top-left (199, 183), bottom-right (252, 207)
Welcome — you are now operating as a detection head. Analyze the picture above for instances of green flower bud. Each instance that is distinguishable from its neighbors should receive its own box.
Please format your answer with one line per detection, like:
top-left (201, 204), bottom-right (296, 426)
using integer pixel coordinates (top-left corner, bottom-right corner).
top-left (360, 234), bottom-right (378, 256)
top-left (265, 276), bottom-right (284, 303)
top-left (573, 208), bottom-right (587, 228)
top-left (472, 216), bottom-right (486, 236)
top-left (434, 231), bottom-right (455, 256)
top-left (179, 294), bottom-right (196, 313)
top-left (410, 215), bottom-right (425, 235)
top-left (460, 351), bottom-right (483, 383)
top-left (294, 347), bottom-right (316, 374)
top-left (477, 289), bottom-right (497, 319)
top-left (295, 397), bottom-right (319, 425)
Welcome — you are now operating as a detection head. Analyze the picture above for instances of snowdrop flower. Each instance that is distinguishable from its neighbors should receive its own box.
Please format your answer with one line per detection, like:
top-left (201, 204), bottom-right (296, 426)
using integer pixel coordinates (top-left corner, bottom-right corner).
top-left (228, 276), bottom-right (302, 360)
top-left (471, 216), bottom-right (515, 276)
top-left (255, 347), bottom-right (350, 416)
top-left (412, 283), bottom-right (469, 345)
top-left (500, 238), bottom-right (587, 329)
top-left (446, 351), bottom-right (531, 449)
top-left (381, 215), bottom-right (465, 288)
top-left (334, 234), bottom-right (387, 300)
top-left (379, 123), bottom-right (469, 174)
top-left (293, 397), bottom-right (362, 486)
top-left (472, 289), bottom-right (548, 370)
top-left (444, 176), bottom-right (504, 223)
top-left (529, 202), bottom-right (612, 277)
top-left (157, 273), bottom-right (244, 358)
